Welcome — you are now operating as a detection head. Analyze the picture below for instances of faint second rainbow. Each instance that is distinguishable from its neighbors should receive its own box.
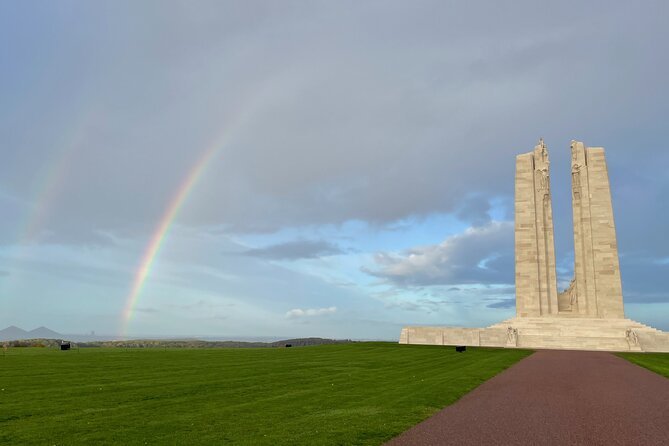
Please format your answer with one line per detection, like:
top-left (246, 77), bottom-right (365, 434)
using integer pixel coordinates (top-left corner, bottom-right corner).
top-left (120, 144), bottom-right (221, 336)
top-left (20, 112), bottom-right (95, 244)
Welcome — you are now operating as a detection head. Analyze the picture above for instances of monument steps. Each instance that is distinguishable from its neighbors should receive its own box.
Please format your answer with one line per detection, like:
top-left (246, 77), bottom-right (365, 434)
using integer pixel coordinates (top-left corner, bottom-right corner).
top-left (516, 335), bottom-right (629, 351)
top-left (491, 318), bottom-right (660, 332)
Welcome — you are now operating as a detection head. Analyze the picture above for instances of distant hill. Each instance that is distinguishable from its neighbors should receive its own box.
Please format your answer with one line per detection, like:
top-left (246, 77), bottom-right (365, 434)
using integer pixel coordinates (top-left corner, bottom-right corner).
top-left (28, 326), bottom-right (62, 338)
top-left (0, 326), bottom-right (62, 341)
top-left (0, 326), bottom-right (29, 341)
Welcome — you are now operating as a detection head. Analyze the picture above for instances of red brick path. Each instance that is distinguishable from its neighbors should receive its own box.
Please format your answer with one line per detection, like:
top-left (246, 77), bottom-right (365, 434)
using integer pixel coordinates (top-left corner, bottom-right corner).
top-left (386, 350), bottom-right (669, 446)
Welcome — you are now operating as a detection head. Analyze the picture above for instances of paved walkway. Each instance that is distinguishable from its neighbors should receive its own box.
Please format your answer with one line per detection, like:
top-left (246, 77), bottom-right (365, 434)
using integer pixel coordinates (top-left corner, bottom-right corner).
top-left (386, 350), bottom-right (669, 445)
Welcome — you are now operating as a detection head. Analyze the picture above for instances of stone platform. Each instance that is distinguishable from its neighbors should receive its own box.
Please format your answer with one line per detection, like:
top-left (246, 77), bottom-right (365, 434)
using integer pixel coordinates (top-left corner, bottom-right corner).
top-left (399, 317), bottom-right (669, 352)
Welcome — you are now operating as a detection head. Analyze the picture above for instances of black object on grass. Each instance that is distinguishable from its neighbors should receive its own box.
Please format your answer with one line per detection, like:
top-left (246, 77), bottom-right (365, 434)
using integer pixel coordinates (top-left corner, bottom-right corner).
top-left (455, 346), bottom-right (466, 352)
top-left (60, 342), bottom-right (71, 351)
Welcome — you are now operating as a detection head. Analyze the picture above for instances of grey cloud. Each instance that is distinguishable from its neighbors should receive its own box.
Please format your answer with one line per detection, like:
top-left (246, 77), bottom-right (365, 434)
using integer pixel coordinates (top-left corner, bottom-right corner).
top-left (134, 307), bottom-right (160, 314)
top-left (455, 195), bottom-right (491, 227)
top-left (365, 221), bottom-right (514, 286)
top-left (0, 253), bottom-right (128, 289)
top-left (385, 301), bottom-right (422, 312)
top-left (487, 299), bottom-right (516, 309)
top-left (385, 299), bottom-right (454, 314)
top-left (242, 240), bottom-right (343, 260)
top-left (285, 306), bottom-right (337, 318)
top-left (1, 1), bottom-right (668, 332)
top-left (0, 270), bottom-right (9, 277)
top-left (2, 2), bottom-right (669, 244)
top-left (456, 286), bottom-right (515, 298)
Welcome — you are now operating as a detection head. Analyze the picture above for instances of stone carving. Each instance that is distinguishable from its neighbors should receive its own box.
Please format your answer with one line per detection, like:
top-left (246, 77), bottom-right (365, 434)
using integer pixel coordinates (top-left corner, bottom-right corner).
top-left (569, 283), bottom-right (577, 306)
top-left (538, 138), bottom-right (547, 159)
top-left (571, 141), bottom-right (581, 200)
top-left (506, 326), bottom-right (518, 345)
top-left (534, 139), bottom-right (550, 193)
top-left (536, 167), bottom-right (549, 192)
top-left (558, 279), bottom-right (577, 312)
top-left (571, 163), bottom-right (581, 188)
top-left (626, 329), bottom-right (639, 347)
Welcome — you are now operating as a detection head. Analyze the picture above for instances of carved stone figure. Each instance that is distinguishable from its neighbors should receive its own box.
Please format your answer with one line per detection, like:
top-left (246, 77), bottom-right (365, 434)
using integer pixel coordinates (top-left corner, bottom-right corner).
top-left (534, 139), bottom-right (550, 192)
top-left (569, 283), bottom-right (577, 306)
top-left (540, 148), bottom-right (548, 165)
top-left (506, 326), bottom-right (518, 345)
top-left (536, 167), bottom-right (549, 191)
top-left (626, 329), bottom-right (639, 346)
top-left (571, 163), bottom-right (581, 188)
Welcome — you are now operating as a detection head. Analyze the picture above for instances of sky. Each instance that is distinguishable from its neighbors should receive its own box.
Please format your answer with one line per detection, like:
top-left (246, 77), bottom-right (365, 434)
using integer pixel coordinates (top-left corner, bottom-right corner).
top-left (1, 1), bottom-right (668, 339)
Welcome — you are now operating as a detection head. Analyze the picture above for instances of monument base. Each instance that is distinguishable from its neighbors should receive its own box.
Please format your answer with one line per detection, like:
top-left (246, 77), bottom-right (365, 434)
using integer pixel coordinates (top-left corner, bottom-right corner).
top-left (399, 317), bottom-right (669, 352)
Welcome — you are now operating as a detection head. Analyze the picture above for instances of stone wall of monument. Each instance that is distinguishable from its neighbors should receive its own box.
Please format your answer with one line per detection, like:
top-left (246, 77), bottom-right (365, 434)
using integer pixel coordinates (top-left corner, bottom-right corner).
top-left (514, 141), bottom-right (559, 317)
top-left (569, 142), bottom-right (625, 318)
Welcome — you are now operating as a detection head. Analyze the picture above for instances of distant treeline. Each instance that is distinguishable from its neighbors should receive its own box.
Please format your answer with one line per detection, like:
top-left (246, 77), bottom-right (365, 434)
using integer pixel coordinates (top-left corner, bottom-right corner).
top-left (4, 339), bottom-right (66, 348)
top-left (3, 337), bottom-right (354, 349)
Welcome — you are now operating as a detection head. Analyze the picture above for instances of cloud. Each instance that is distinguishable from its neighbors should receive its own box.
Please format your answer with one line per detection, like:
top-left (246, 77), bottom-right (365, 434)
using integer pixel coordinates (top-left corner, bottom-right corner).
top-left (134, 307), bottom-right (160, 314)
top-left (4, 2), bottom-right (669, 245)
top-left (617, 255), bottom-right (669, 305)
top-left (385, 298), bottom-right (457, 314)
top-left (365, 221), bottom-right (513, 286)
top-left (242, 240), bottom-right (343, 260)
top-left (286, 306), bottom-right (337, 318)
top-left (455, 195), bottom-right (492, 227)
top-left (486, 299), bottom-right (516, 309)
top-left (0, 270), bottom-right (9, 277)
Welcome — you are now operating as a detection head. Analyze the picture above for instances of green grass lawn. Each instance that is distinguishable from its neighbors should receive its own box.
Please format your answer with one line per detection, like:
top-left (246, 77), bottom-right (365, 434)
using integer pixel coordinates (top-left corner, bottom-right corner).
top-left (0, 343), bottom-right (531, 445)
top-left (618, 352), bottom-right (669, 378)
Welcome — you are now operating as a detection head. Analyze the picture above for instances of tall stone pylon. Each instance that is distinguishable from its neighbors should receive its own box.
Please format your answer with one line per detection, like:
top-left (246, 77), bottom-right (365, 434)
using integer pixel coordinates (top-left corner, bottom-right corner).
top-left (514, 139), bottom-right (559, 317)
top-left (563, 141), bottom-right (625, 318)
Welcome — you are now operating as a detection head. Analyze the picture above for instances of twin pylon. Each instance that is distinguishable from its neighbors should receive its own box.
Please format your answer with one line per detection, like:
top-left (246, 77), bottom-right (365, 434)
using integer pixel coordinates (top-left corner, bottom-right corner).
top-left (400, 141), bottom-right (669, 351)
top-left (514, 140), bottom-right (624, 319)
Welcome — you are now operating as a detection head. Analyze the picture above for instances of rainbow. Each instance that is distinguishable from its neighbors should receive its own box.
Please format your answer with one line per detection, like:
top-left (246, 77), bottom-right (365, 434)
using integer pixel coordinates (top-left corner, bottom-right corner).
top-left (119, 83), bottom-right (271, 336)
top-left (120, 144), bottom-right (221, 336)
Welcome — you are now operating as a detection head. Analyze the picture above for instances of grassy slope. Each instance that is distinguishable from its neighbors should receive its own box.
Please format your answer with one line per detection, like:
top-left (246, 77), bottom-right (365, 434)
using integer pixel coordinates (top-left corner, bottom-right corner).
top-left (0, 343), bottom-right (531, 445)
top-left (617, 352), bottom-right (669, 378)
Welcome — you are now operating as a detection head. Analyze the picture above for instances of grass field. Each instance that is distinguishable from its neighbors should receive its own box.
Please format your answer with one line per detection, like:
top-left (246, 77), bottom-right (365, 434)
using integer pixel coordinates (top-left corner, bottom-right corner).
top-left (618, 352), bottom-right (669, 378)
top-left (0, 343), bottom-right (531, 445)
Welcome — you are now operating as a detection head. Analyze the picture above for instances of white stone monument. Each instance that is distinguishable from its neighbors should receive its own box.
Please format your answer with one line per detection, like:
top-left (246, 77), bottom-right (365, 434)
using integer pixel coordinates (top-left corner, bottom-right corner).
top-left (399, 140), bottom-right (669, 352)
